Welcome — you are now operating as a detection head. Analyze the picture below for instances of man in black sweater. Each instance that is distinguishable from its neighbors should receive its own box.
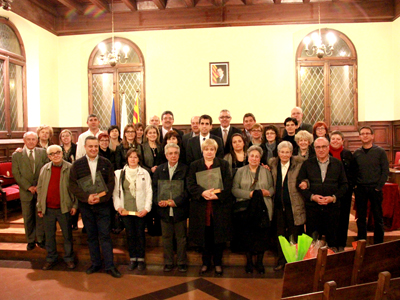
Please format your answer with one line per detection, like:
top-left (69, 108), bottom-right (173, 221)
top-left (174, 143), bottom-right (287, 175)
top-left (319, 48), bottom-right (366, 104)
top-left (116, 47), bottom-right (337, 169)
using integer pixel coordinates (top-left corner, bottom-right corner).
top-left (297, 137), bottom-right (348, 249)
top-left (353, 126), bottom-right (389, 244)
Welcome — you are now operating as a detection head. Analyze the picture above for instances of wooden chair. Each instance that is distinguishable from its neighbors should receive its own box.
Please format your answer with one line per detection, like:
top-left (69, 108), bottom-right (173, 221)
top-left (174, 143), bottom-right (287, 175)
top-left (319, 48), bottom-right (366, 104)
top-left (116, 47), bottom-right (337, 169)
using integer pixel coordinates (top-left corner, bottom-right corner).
top-left (390, 151), bottom-right (400, 169)
top-left (0, 162), bottom-right (20, 222)
top-left (281, 240), bottom-right (400, 298)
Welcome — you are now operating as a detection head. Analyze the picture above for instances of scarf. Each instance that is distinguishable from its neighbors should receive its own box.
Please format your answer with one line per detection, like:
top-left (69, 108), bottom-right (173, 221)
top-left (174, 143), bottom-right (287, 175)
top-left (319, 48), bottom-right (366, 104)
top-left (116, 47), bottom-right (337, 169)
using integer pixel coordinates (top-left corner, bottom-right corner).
top-left (265, 141), bottom-right (276, 162)
top-left (125, 166), bottom-right (138, 196)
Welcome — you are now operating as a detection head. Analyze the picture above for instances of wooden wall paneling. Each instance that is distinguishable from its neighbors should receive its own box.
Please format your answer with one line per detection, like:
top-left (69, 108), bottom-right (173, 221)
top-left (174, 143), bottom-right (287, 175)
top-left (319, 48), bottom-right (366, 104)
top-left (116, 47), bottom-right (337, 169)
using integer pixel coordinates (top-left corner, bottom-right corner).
top-left (0, 139), bottom-right (25, 162)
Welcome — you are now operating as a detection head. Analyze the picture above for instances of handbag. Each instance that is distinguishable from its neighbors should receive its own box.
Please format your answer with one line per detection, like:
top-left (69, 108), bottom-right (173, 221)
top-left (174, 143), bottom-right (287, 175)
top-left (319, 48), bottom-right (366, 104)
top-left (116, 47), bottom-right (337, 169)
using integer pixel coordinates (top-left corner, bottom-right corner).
top-left (233, 166), bottom-right (260, 214)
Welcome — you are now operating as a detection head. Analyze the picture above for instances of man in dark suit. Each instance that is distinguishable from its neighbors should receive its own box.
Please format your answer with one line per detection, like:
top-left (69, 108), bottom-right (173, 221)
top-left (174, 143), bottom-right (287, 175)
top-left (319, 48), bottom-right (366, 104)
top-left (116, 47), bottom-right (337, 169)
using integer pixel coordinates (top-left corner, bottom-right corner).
top-left (182, 116), bottom-right (200, 150)
top-left (242, 113), bottom-right (256, 144)
top-left (159, 111), bottom-right (184, 144)
top-left (186, 114), bottom-right (224, 165)
top-left (211, 109), bottom-right (242, 155)
top-left (216, 66), bottom-right (227, 84)
top-left (283, 107), bottom-right (313, 137)
top-left (152, 143), bottom-right (189, 273)
top-left (69, 136), bottom-right (121, 278)
top-left (12, 132), bottom-right (48, 250)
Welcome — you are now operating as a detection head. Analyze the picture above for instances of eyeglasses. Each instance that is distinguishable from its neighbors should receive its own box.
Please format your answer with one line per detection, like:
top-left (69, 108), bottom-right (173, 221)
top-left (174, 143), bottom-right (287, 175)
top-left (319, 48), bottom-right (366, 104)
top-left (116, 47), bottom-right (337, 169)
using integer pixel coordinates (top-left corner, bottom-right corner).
top-left (265, 132), bottom-right (276, 135)
top-left (220, 116), bottom-right (231, 119)
top-left (316, 127), bottom-right (326, 131)
top-left (99, 139), bottom-right (109, 143)
top-left (48, 151), bottom-right (62, 157)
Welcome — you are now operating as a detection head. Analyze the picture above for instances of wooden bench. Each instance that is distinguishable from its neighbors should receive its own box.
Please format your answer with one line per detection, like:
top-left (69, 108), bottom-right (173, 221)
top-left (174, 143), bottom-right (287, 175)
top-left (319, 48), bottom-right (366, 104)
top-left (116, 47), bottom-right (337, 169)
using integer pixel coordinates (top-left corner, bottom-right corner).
top-left (0, 162), bottom-right (20, 222)
top-left (281, 239), bottom-right (400, 298)
top-left (282, 271), bottom-right (400, 300)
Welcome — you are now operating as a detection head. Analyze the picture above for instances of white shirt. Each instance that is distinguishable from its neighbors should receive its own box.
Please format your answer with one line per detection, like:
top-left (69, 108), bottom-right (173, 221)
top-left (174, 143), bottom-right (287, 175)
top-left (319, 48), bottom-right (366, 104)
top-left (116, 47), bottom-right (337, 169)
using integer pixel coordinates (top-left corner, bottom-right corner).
top-left (168, 162), bottom-right (178, 217)
top-left (220, 125), bottom-right (230, 132)
top-left (162, 127), bottom-right (171, 138)
top-left (76, 129), bottom-right (102, 160)
top-left (199, 133), bottom-right (210, 147)
top-left (86, 155), bottom-right (99, 184)
top-left (281, 161), bottom-right (290, 186)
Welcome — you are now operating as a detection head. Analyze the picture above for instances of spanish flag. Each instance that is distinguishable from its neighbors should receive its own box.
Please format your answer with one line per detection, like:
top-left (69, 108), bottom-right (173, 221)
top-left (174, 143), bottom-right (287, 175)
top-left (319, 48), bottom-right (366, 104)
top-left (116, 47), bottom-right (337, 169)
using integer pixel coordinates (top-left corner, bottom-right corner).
top-left (133, 93), bottom-right (140, 124)
top-left (212, 65), bottom-right (218, 84)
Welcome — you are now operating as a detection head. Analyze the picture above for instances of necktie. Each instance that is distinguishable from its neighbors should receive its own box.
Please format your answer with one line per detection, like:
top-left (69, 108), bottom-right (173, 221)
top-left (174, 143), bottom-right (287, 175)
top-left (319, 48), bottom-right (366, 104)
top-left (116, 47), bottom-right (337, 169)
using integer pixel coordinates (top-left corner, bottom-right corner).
top-left (29, 150), bottom-right (35, 173)
top-left (223, 129), bottom-right (228, 146)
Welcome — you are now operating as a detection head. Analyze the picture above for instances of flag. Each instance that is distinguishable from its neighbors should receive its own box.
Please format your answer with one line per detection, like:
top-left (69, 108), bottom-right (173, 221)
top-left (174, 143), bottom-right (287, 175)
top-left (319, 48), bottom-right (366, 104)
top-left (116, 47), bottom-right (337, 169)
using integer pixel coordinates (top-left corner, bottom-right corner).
top-left (120, 94), bottom-right (128, 138)
top-left (212, 65), bottom-right (218, 84)
top-left (110, 98), bottom-right (116, 126)
top-left (133, 93), bottom-right (140, 124)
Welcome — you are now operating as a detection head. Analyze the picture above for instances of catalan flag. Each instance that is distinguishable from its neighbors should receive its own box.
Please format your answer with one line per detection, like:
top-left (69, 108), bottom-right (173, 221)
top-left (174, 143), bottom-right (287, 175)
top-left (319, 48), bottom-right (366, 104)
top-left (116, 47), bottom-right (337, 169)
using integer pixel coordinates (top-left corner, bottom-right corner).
top-left (212, 65), bottom-right (218, 84)
top-left (133, 93), bottom-right (140, 124)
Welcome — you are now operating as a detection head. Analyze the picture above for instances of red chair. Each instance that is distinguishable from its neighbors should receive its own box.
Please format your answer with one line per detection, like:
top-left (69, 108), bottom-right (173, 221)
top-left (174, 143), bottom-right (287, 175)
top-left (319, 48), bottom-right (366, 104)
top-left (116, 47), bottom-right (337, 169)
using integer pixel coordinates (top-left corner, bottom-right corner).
top-left (0, 162), bottom-right (20, 222)
top-left (390, 151), bottom-right (400, 169)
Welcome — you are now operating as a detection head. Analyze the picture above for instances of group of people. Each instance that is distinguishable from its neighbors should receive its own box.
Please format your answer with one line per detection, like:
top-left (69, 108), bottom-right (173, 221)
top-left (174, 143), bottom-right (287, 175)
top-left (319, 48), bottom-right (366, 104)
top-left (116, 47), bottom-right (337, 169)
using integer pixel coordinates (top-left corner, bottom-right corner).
top-left (10, 106), bottom-right (389, 277)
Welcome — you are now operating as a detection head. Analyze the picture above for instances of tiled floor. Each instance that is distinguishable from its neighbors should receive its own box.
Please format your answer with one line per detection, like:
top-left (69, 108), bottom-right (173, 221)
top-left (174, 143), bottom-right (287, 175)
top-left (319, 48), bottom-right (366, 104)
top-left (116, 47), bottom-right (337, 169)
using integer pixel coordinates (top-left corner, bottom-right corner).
top-left (0, 260), bottom-right (284, 300)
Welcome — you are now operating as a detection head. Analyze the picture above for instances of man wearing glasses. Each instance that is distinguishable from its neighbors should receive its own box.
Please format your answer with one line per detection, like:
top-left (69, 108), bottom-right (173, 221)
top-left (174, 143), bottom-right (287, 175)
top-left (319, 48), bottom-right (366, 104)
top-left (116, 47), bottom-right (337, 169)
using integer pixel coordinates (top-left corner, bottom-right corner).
top-left (211, 110), bottom-right (241, 155)
top-left (353, 126), bottom-right (389, 244)
top-left (297, 137), bottom-right (348, 251)
top-left (159, 111), bottom-right (183, 144)
top-left (37, 145), bottom-right (78, 270)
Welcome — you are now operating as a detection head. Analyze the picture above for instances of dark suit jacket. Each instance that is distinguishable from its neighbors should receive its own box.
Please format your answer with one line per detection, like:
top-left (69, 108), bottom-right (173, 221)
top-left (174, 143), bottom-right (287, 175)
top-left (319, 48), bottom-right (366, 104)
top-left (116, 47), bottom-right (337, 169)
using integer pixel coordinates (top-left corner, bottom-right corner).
top-left (182, 132), bottom-right (197, 151)
top-left (186, 134), bottom-right (224, 165)
top-left (159, 127), bottom-right (184, 144)
top-left (210, 126), bottom-right (242, 155)
top-left (12, 147), bottom-right (48, 202)
top-left (152, 162), bottom-right (189, 222)
top-left (69, 155), bottom-right (115, 208)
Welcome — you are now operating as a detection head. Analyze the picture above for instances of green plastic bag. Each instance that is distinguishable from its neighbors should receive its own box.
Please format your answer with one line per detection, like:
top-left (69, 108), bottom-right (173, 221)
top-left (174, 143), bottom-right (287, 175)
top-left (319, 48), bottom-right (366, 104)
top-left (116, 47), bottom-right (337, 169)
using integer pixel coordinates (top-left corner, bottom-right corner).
top-left (297, 234), bottom-right (313, 261)
top-left (278, 234), bottom-right (313, 263)
top-left (278, 235), bottom-right (297, 263)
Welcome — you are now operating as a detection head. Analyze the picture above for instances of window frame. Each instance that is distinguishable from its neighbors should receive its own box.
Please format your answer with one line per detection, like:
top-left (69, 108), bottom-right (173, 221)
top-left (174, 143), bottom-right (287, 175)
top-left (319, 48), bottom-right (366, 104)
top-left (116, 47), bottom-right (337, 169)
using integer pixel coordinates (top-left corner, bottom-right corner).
top-left (296, 29), bottom-right (358, 131)
top-left (88, 37), bottom-right (146, 128)
top-left (0, 18), bottom-right (27, 139)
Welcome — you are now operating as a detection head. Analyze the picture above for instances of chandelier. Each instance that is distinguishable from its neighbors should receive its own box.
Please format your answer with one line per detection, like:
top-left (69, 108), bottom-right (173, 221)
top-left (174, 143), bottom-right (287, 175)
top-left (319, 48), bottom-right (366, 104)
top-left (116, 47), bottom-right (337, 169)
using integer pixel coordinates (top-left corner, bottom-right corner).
top-left (303, 4), bottom-right (336, 59)
top-left (97, 0), bottom-right (129, 67)
top-left (1, 0), bottom-right (12, 10)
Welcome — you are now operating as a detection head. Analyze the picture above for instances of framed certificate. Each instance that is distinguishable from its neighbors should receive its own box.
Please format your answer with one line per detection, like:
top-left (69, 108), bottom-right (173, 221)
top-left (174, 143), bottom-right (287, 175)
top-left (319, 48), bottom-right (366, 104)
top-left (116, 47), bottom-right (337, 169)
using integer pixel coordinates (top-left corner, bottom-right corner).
top-left (77, 171), bottom-right (108, 194)
top-left (157, 180), bottom-right (184, 202)
top-left (195, 167), bottom-right (223, 191)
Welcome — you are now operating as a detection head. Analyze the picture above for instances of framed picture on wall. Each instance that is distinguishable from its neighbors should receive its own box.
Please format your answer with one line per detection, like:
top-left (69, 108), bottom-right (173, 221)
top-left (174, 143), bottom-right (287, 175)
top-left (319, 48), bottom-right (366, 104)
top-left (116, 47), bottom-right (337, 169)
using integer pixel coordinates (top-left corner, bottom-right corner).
top-left (210, 62), bottom-right (229, 87)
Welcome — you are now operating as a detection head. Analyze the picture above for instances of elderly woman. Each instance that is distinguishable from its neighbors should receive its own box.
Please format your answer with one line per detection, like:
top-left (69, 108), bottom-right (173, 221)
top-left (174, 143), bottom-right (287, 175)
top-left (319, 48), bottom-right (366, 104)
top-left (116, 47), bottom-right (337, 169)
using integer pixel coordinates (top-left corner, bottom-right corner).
top-left (294, 130), bottom-right (315, 159)
top-left (232, 145), bottom-right (274, 274)
top-left (142, 125), bottom-right (162, 175)
top-left (108, 125), bottom-right (121, 151)
top-left (134, 122), bottom-right (145, 144)
top-left (223, 133), bottom-right (248, 177)
top-left (115, 125), bottom-right (143, 170)
top-left (60, 129), bottom-right (76, 163)
top-left (113, 149), bottom-right (152, 271)
top-left (37, 125), bottom-right (53, 149)
top-left (313, 121), bottom-right (330, 141)
top-left (329, 130), bottom-right (354, 252)
top-left (260, 125), bottom-right (281, 165)
top-left (269, 141), bottom-right (306, 271)
top-left (187, 138), bottom-right (232, 276)
top-left (248, 123), bottom-right (264, 147)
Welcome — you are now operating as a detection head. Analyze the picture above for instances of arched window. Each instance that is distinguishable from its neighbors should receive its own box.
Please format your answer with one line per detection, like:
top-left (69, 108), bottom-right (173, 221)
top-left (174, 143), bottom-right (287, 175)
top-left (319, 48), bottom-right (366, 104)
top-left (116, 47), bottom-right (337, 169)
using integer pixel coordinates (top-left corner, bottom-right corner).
top-left (0, 19), bottom-right (27, 139)
top-left (88, 38), bottom-right (145, 131)
top-left (296, 29), bottom-right (358, 131)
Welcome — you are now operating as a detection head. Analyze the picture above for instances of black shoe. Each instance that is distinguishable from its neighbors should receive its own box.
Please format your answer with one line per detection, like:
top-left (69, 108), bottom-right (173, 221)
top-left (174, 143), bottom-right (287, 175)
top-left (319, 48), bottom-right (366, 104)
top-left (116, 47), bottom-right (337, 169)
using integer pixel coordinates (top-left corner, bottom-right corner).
top-left (163, 264), bottom-right (174, 272)
top-left (245, 263), bottom-right (253, 274)
top-left (256, 264), bottom-right (265, 274)
top-left (37, 241), bottom-right (46, 249)
top-left (215, 265), bottom-right (223, 276)
top-left (178, 264), bottom-right (188, 273)
top-left (72, 225), bottom-right (78, 231)
top-left (106, 267), bottom-right (121, 278)
top-left (82, 227), bottom-right (86, 234)
top-left (273, 264), bottom-right (285, 271)
top-left (86, 265), bottom-right (101, 274)
top-left (27, 242), bottom-right (36, 251)
top-left (199, 265), bottom-right (209, 275)
top-left (42, 261), bottom-right (57, 270)
top-left (128, 261), bottom-right (138, 271)
top-left (137, 261), bottom-right (146, 271)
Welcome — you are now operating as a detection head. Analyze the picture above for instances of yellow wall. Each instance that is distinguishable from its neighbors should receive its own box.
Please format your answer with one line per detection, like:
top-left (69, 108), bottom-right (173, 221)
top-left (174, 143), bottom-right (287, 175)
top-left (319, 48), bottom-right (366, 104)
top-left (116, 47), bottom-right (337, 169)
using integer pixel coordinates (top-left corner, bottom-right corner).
top-left (2, 11), bottom-right (398, 127)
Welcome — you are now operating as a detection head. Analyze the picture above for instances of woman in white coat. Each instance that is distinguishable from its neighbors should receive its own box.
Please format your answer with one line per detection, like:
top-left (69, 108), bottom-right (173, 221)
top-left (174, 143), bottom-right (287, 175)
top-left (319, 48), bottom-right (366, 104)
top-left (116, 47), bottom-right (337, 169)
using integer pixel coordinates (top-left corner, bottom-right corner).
top-left (113, 148), bottom-right (152, 271)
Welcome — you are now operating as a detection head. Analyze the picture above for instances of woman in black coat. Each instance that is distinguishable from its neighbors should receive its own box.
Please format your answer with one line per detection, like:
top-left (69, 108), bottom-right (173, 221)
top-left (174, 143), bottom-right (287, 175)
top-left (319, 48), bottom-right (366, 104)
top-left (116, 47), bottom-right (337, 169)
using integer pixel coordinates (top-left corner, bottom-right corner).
top-left (187, 138), bottom-right (232, 276)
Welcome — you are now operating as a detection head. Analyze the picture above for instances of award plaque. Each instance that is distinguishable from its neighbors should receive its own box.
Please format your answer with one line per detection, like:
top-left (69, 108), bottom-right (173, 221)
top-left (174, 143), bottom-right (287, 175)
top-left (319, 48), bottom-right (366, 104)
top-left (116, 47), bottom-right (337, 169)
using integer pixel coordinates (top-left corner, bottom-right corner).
top-left (195, 167), bottom-right (223, 193)
top-left (157, 180), bottom-right (184, 202)
top-left (77, 171), bottom-right (108, 195)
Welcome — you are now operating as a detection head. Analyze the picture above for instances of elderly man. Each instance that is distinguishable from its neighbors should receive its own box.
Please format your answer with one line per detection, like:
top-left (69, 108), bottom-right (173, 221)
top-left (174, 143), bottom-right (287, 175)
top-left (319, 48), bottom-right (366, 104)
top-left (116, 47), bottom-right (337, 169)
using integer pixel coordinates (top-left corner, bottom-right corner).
top-left (283, 107), bottom-right (313, 137)
top-left (211, 110), bottom-right (242, 155)
top-left (242, 113), bottom-right (256, 142)
top-left (186, 114), bottom-right (224, 165)
top-left (37, 145), bottom-right (77, 270)
top-left (153, 143), bottom-right (189, 273)
top-left (12, 132), bottom-right (48, 250)
top-left (76, 114), bottom-right (103, 159)
top-left (159, 111), bottom-right (184, 144)
top-left (353, 126), bottom-right (389, 244)
top-left (149, 115), bottom-right (160, 127)
top-left (182, 116), bottom-right (200, 150)
top-left (69, 136), bottom-right (120, 278)
top-left (297, 137), bottom-right (348, 250)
